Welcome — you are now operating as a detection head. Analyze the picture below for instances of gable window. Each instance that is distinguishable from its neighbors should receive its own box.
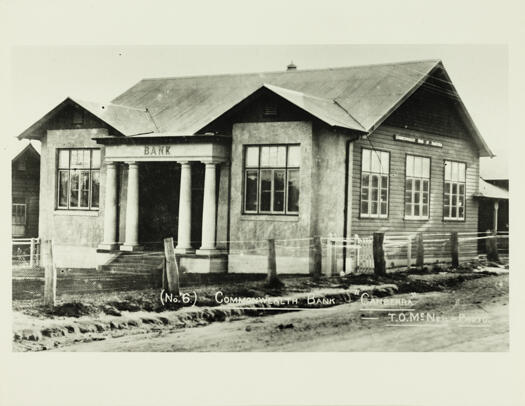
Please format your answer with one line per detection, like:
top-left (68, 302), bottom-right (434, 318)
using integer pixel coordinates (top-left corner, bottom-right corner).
top-left (405, 155), bottom-right (430, 219)
top-left (360, 148), bottom-right (389, 218)
top-left (72, 109), bottom-right (84, 125)
top-left (443, 160), bottom-right (466, 220)
top-left (57, 148), bottom-right (100, 210)
top-left (243, 145), bottom-right (300, 215)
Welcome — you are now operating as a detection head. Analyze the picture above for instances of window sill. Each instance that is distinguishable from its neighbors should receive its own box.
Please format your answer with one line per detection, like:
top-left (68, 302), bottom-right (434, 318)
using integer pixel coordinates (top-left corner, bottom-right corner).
top-left (443, 218), bottom-right (465, 222)
top-left (240, 214), bottom-right (299, 222)
top-left (54, 210), bottom-right (99, 217)
top-left (404, 217), bottom-right (430, 221)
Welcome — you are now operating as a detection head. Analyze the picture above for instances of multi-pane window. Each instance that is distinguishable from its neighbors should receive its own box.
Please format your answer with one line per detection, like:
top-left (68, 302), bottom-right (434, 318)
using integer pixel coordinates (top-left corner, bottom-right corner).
top-left (405, 155), bottom-right (430, 219)
top-left (443, 160), bottom-right (466, 220)
top-left (360, 148), bottom-right (389, 218)
top-left (12, 203), bottom-right (26, 225)
top-left (57, 149), bottom-right (100, 210)
top-left (244, 145), bottom-right (300, 214)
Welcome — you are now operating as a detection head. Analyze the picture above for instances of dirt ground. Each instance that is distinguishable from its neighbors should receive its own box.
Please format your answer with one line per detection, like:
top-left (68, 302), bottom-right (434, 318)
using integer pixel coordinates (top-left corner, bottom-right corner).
top-left (52, 273), bottom-right (508, 352)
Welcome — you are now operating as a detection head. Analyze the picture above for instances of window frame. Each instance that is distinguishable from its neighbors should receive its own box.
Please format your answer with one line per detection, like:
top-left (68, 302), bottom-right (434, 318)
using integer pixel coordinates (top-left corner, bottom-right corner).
top-left (442, 159), bottom-right (467, 222)
top-left (12, 203), bottom-right (27, 225)
top-left (242, 144), bottom-right (300, 216)
top-left (56, 148), bottom-right (101, 211)
top-left (359, 147), bottom-right (390, 219)
top-left (404, 153), bottom-right (431, 221)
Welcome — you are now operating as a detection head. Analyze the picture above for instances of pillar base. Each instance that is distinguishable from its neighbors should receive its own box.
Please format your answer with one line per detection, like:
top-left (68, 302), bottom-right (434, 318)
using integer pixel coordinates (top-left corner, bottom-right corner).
top-left (97, 243), bottom-right (121, 251)
top-left (174, 247), bottom-right (195, 254)
top-left (195, 248), bottom-right (225, 256)
top-left (120, 244), bottom-right (144, 252)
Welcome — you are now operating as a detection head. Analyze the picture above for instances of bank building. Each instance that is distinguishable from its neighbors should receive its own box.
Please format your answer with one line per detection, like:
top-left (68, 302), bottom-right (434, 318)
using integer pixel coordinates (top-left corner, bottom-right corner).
top-left (17, 60), bottom-right (493, 274)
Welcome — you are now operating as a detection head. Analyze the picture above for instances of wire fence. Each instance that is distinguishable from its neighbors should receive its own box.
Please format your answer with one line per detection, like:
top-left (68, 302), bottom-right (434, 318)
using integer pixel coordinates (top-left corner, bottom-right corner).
top-left (12, 230), bottom-right (509, 301)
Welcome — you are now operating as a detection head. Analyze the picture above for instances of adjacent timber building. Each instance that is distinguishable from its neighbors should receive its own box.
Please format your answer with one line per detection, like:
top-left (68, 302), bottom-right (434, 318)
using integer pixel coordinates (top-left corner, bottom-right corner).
top-left (17, 60), bottom-right (494, 273)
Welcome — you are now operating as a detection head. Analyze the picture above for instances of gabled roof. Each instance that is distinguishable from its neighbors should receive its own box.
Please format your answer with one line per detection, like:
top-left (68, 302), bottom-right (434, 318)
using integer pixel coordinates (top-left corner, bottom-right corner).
top-left (476, 178), bottom-right (509, 200)
top-left (12, 142), bottom-right (40, 162)
top-left (112, 59), bottom-right (441, 135)
top-left (17, 60), bottom-right (494, 157)
top-left (18, 97), bottom-right (157, 139)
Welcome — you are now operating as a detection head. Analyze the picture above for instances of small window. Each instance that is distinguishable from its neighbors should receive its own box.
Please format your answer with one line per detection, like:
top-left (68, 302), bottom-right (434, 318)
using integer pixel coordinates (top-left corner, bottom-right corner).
top-left (243, 144), bottom-right (300, 215)
top-left (405, 155), bottom-right (431, 220)
top-left (12, 203), bottom-right (26, 225)
top-left (263, 105), bottom-right (278, 117)
top-left (57, 148), bottom-right (101, 210)
top-left (72, 109), bottom-right (84, 125)
top-left (360, 148), bottom-right (389, 218)
top-left (443, 160), bottom-right (466, 221)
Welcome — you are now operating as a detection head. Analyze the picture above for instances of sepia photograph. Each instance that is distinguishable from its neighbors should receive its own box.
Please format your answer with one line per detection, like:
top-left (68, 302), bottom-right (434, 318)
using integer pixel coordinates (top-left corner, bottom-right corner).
top-left (9, 44), bottom-right (510, 352)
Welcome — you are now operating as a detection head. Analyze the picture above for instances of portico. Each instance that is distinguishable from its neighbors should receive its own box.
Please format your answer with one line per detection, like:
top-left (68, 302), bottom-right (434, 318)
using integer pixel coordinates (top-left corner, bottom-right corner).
top-left (96, 135), bottom-right (230, 258)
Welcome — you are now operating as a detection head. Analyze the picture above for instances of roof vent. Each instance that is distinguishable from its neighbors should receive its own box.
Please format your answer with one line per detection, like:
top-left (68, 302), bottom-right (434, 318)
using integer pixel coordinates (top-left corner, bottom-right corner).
top-left (287, 61), bottom-right (297, 71)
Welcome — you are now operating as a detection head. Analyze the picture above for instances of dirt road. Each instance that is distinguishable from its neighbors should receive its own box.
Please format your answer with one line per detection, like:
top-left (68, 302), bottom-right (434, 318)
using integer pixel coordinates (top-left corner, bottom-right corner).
top-left (55, 274), bottom-right (508, 352)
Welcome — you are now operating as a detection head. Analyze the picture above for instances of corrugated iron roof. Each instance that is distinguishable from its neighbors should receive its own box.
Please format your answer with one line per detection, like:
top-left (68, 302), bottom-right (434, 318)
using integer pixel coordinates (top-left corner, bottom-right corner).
top-left (72, 99), bottom-right (157, 136)
top-left (112, 60), bottom-right (440, 134)
top-left (17, 60), bottom-right (494, 157)
top-left (17, 98), bottom-right (157, 139)
top-left (477, 178), bottom-right (509, 200)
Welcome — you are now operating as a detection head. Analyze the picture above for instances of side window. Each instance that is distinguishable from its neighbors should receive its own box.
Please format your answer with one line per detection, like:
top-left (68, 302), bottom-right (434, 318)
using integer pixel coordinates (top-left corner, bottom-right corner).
top-left (360, 148), bottom-right (389, 218)
top-left (443, 160), bottom-right (466, 220)
top-left (405, 155), bottom-right (430, 219)
top-left (57, 148), bottom-right (101, 210)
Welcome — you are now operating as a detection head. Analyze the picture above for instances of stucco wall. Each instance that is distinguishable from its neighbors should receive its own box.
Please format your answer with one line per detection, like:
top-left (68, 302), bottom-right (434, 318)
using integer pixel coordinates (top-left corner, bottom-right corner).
top-left (40, 128), bottom-right (108, 267)
top-left (228, 121), bottom-right (314, 273)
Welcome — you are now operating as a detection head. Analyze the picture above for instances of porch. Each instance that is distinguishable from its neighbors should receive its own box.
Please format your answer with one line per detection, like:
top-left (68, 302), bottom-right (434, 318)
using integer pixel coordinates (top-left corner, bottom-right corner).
top-left (95, 135), bottom-right (230, 272)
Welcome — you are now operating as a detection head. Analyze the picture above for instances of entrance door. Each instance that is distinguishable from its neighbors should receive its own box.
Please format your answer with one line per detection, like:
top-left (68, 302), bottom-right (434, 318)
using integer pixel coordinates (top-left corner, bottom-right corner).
top-left (139, 163), bottom-right (180, 249)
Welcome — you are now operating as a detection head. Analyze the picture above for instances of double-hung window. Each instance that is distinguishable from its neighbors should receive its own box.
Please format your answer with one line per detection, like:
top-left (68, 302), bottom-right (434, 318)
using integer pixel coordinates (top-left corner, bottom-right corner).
top-left (443, 160), bottom-right (466, 220)
top-left (57, 149), bottom-right (101, 210)
top-left (12, 199), bottom-right (27, 237)
top-left (360, 148), bottom-right (389, 218)
top-left (243, 145), bottom-right (300, 215)
top-left (405, 155), bottom-right (430, 219)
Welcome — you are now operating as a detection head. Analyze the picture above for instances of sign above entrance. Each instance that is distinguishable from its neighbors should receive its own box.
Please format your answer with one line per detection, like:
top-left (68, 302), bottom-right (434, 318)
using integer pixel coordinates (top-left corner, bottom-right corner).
top-left (103, 142), bottom-right (230, 163)
top-left (393, 134), bottom-right (443, 148)
top-left (144, 145), bottom-right (172, 156)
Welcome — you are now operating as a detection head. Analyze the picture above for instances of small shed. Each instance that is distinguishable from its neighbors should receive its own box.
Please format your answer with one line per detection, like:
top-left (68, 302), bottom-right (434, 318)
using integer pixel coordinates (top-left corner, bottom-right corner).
top-left (476, 177), bottom-right (509, 233)
top-left (12, 142), bottom-right (40, 238)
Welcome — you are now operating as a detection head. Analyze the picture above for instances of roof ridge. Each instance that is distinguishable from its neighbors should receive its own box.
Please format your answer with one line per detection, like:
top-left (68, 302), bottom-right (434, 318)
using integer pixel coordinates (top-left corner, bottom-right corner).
top-left (138, 59), bottom-right (442, 82)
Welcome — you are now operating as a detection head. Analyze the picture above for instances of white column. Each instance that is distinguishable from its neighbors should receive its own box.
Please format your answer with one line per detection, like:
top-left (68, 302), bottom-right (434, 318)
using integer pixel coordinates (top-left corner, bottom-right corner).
top-left (121, 162), bottom-right (142, 251)
top-left (197, 161), bottom-right (219, 255)
top-left (175, 161), bottom-right (193, 253)
top-left (98, 161), bottom-right (119, 250)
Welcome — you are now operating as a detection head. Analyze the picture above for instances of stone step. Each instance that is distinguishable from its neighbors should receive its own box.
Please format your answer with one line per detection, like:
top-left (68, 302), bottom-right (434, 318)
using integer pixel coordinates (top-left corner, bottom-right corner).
top-left (100, 264), bottom-right (162, 273)
top-left (112, 257), bottom-right (164, 265)
top-left (103, 262), bottom-right (162, 270)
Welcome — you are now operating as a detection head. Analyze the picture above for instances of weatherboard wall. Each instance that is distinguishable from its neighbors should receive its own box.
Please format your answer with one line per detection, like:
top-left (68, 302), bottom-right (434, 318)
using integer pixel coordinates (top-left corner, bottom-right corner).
top-left (349, 125), bottom-right (480, 261)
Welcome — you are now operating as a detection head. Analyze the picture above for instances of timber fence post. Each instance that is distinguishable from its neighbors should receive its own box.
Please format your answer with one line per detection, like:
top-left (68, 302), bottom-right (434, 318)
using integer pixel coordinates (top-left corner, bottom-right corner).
top-left (416, 232), bottom-right (424, 269)
top-left (311, 236), bottom-right (322, 280)
top-left (43, 240), bottom-right (56, 308)
top-left (163, 237), bottom-right (180, 295)
top-left (450, 231), bottom-right (459, 268)
top-left (266, 238), bottom-right (278, 285)
top-left (330, 238), bottom-right (337, 276)
top-left (29, 238), bottom-right (35, 268)
top-left (485, 230), bottom-right (500, 263)
top-left (406, 235), bottom-right (412, 269)
top-left (373, 232), bottom-right (386, 276)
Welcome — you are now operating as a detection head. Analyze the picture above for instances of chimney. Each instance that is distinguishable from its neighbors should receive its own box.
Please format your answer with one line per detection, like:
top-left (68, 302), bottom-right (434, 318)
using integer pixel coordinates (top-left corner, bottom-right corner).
top-left (286, 61), bottom-right (297, 71)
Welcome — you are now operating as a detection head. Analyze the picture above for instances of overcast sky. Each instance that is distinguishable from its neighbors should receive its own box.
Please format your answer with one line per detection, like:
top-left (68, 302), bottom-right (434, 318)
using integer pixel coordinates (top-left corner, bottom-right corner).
top-left (8, 44), bottom-right (508, 178)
